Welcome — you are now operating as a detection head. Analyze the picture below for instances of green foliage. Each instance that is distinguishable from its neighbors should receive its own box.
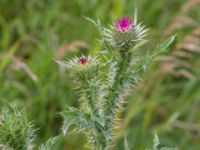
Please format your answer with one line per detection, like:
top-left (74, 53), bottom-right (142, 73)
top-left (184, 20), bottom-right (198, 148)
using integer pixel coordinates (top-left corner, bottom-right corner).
top-left (0, 104), bottom-right (62, 150)
top-left (39, 136), bottom-right (61, 150)
top-left (149, 134), bottom-right (177, 150)
top-left (152, 35), bottom-right (176, 58)
top-left (1, 0), bottom-right (200, 149)
top-left (124, 136), bottom-right (129, 150)
top-left (0, 105), bottom-right (35, 150)
top-left (123, 133), bottom-right (177, 150)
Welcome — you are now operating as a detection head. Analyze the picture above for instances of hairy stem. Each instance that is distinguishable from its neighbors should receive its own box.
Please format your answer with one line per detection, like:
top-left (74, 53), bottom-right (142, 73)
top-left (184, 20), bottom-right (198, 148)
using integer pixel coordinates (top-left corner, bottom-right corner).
top-left (106, 53), bottom-right (131, 114)
top-left (103, 52), bottom-right (131, 146)
top-left (79, 78), bottom-right (98, 112)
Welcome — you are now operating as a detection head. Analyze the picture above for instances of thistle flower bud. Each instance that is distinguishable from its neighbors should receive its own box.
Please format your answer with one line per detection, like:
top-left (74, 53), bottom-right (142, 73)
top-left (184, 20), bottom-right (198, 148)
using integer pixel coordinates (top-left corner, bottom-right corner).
top-left (64, 55), bottom-right (99, 80)
top-left (78, 56), bottom-right (88, 65)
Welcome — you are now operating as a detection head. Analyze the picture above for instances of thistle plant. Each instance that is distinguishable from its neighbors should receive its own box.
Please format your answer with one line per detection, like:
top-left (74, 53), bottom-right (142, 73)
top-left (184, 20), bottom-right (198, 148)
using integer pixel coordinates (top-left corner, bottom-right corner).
top-left (0, 104), bottom-right (60, 150)
top-left (0, 105), bottom-right (35, 150)
top-left (60, 14), bottom-right (175, 150)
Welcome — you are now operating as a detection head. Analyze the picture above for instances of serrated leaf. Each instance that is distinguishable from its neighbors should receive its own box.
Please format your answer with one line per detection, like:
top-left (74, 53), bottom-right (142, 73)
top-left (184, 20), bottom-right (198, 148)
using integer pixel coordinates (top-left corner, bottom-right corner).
top-left (61, 110), bottom-right (80, 119)
top-left (62, 121), bottom-right (72, 135)
top-left (61, 109), bottom-right (82, 135)
top-left (84, 16), bottom-right (103, 34)
top-left (134, 8), bottom-right (138, 25)
top-left (91, 115), bottom-right (105, 128)
top-left (160, 35), bottom-right (176, 50)
top-left (124, 136), bottom-right (130, 150)
top-left (84, 16), bottom-right (97, 26)
top-left (153, 133), bottom-right (160, 150)
top-left (39, 136), bottom-right (61, 150)
top-left (129, 39), bottom-right (148, 53)
top-left (153, 35), bottom-right (176, 57)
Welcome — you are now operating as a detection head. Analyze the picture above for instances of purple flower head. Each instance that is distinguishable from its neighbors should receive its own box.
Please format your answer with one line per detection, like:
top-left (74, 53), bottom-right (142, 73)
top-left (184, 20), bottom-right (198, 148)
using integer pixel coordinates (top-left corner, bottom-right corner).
top-left (115, 17), bottom-right (133, 32)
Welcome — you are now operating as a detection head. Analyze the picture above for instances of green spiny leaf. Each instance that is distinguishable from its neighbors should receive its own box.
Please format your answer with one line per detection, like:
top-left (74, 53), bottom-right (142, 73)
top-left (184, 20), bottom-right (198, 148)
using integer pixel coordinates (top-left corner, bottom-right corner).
top-left (39, 136), bottom-right (61, 150)
top-left (124, 136), bottom-right (130, 150)
top-left (153, 133), bottom-right (160, 150)
top-left (153, 35), bottom-right (176, 57)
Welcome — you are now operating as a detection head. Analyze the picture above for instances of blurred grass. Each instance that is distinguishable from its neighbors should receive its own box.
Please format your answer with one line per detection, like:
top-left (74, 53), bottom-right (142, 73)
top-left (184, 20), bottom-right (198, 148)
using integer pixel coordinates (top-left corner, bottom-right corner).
top-left (0, 0), bottom-right (200, 149)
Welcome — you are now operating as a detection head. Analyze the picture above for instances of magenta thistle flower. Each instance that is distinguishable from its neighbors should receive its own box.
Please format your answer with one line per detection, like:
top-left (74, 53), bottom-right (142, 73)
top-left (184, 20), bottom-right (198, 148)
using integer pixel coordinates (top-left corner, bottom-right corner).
top-left (115, 17), bottom-right (133, 32)
top-left (79, 56), bottom-right (87, 65)
top-left (103, 15), bottom-right (148, 52)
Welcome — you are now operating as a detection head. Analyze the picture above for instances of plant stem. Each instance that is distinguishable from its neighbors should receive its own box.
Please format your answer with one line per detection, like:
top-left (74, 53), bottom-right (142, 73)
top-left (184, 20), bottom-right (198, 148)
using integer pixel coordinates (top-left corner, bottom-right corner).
top-left (106, 52), bottom-right (130, 114)
top-left (103, 52), bottom-right (131, 146)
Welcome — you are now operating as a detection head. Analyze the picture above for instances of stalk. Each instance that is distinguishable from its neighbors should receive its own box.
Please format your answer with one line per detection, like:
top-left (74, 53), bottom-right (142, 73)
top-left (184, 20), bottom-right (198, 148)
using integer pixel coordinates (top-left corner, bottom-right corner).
top-left (101, 52), bottom-right (132, 148)
top-left (105, 52), bottom-right (131, 116)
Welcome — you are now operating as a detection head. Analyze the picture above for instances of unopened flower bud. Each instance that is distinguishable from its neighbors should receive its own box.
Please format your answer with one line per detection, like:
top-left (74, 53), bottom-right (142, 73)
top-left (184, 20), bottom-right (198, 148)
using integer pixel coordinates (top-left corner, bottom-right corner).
top-left (79, 56), bottom-right (88, 65)
top-left (64, 55), bottom-right (99, 80)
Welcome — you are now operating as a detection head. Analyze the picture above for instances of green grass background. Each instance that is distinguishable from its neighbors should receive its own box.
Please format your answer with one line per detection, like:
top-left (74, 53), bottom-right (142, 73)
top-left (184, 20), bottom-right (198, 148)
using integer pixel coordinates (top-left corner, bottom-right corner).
top-left (1, 0), bottom-right (200, 149)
